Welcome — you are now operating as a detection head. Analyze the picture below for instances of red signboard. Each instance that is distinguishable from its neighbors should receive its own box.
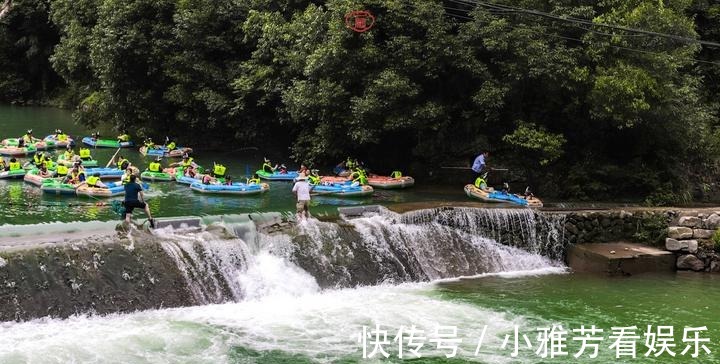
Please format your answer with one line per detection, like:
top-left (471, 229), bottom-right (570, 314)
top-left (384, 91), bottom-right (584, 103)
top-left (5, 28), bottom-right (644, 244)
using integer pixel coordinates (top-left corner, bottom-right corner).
top-left (345, 10), bottom-right (375, 33)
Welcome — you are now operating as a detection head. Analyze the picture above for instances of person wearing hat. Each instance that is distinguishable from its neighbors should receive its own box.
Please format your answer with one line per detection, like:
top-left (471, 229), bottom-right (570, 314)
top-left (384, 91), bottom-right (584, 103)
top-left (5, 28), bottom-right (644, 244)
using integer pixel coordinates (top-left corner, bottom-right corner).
top-left (292, 173), bottom-right (313, 220)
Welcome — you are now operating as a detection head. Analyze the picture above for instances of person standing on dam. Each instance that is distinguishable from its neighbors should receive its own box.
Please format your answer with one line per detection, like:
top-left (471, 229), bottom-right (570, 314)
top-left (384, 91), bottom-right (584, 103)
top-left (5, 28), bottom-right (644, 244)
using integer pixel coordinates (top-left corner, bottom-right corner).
top-left (123, 174), bottom-right (154, 228)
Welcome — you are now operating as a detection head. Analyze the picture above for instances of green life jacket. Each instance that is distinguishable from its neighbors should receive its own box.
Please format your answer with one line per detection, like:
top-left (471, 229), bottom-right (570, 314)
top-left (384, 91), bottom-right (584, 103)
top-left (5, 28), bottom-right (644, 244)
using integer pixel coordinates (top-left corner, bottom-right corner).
top-left (213, 164), bottom-right (226, 177)
top-left (56, 165), bottom-right (69, 176)
top-left (149, 162), bottom-right (161, 172)
top-left (34, 154), bottom-right (44, 166)
top-left (308, 175), bottom-right (320, 185)
top-left (9, 162), bottom-right (21, 171)
top-left (391, 170), bottom-right (402, 179)
top-left (87, 175), bottom-right (100, 187)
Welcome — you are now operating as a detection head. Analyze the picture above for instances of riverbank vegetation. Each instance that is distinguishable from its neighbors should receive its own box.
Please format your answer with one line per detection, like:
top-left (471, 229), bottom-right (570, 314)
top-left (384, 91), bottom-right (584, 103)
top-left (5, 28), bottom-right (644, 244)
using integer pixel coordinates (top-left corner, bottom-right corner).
top-left (1, 0), bottom-right (719, 203)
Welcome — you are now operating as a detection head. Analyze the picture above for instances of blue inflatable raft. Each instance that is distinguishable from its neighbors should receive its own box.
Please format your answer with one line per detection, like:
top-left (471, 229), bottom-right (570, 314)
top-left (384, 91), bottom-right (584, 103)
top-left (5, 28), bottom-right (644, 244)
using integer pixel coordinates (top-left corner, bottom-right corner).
top-left (84, 167), bottom-right (125, 179)
top-left (311, 182), bottom-right (374, 197)
top-left (190, 182), bottom-right (269, 195)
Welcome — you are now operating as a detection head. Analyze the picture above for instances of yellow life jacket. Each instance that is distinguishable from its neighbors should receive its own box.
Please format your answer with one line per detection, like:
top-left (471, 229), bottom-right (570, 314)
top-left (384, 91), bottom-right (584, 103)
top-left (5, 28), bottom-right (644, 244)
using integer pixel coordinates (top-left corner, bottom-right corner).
top-left (64, 151), bottom-right (74, 160)
top-left (117, 134), bottom-right (130, 142)
top-left (0, 160), bottom-right (5, 169)
top-left (22, 134), bottom-right (32, 143)
top-left (79, 148), bottom-right (91, 159)
top-left (122, 173), bottom-right (131, 184)
top-left (182, 158), bottom-right (194, 167)
top-left (34, 154), bottom-right (44, 165)
top-left (308, 175), bottom-right (320, 185)
top-left (44, 160), bottom-right (55, 170)
top-left (474, 177), bottom-right (487, 189)
top-left (9, 162), bottom-right (21, 171)
top-left (148, 162), bottom-right (161, 172)
top-left (56, 165), bottom-right (69, 176)
top-left (117, 157), bottom-right (127, 169)
top-left (166, 141), bottom-right (176, 150)
top-left (213, 164), bottom-right (226, 177)
top-left (352, 170), bottom-right (367, 185)
top-left (87, 175), bottom-right (100, 187)
top-left (248, 178), bottom-right (260, 184)
top-left (391, 170), bottom-right (402, 179)
top-left (57, 133), bottom-right (68, 141)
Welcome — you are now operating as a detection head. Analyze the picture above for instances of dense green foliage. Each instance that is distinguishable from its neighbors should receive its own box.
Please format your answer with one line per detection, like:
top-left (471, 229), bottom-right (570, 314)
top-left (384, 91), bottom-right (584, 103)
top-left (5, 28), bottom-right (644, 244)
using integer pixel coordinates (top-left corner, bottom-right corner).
top-left (1, 0), bottom-right (720, 202)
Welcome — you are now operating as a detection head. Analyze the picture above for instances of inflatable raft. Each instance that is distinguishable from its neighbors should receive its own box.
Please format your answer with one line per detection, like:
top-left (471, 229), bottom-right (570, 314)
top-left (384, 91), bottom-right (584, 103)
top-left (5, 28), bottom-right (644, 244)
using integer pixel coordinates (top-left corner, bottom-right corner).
top-left (311, 182), bottom-right (374, 197)
top-left (0, 169), bottom-right (27, 179)
top-left (256, 170), bottom-right (299, 181)
top-left (190, 182), bottom-right (269, 195)
top-left (44, 135), bottom-right (75, 148)
top-left (82, 137), bottom-right (134, 148)
top-left (0, 145), bottom-right (36, 156)
top-left (2, 138), bottom-right (53, 150)
top-left (464, 184), bottom-right (543, 207)
top-left (139, 146), bottom-right (193, 158)
top-left (76, 181), bottom-right (150, 198)
top-left (141, 170), bottom-right (175, 182)
top-left (84, 167), bottom-right (125, 179)
top-left (175, 172), bottom-right (205, 185)
top-left (23, 169), bottom-right (56, 186)
top-left (367, 175), bottom-right (414, 189)
top-left (41, 180), bottom-right (77, 195)
top-left (56, 155), bottom-right (99, 167)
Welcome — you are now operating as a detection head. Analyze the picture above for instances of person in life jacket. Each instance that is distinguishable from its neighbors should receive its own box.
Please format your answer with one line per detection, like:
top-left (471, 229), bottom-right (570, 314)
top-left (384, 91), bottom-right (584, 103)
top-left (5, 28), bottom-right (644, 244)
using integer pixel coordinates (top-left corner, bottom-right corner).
top-left (117, 132), bottom-right (130, 142)
top-left (0, 156), bottom-right (6, 171)
top-left (63, 146), bottom-right (75, 162)
top-left (147, 157), bottom-right (163, 173)
top-left (165, 138), bottom-right (176, 151)
top-left (115, 155), bottom-right (129, 170)
top-left (56, 163), bottom-right (69, 177)
top-left (81, 172), bottom-right (105, 189)
top-left (144, 138), bottom-right (155, 149)
top-left (171, 154), bottom-right (195, 168)
top-left (38, 164), bottom-right (53, 178)
top-left (261, 157), bottom-right (277, 174)
top-left (44, 159), bottom-right (55, 171)
top-left (474, 176), bottom-right (489, 191)
top-left (213, 163), bottom-right (227, 178)
top-left (121, 168), bottom-right (133, 184)
top-left (79, 147), bottom-right (92, 161)
top-left (33, 152), bottom-right (46, 168)
top-left (55, 129), bottom-right (68, 142)
top-left (8, 158), bottom-right (21, 171)
top-left (247, 173), bottom-right (261, 185)
top-left (390, 170), bottom-right (402, 179)
top-left (308, 169), bottom-right (321, 185)
top-left (64, 167), bottom-right (85, 184)
top-left (350, 168), bottom-right (368, 185)
top-left (22, 129), bottom-right (36, 144)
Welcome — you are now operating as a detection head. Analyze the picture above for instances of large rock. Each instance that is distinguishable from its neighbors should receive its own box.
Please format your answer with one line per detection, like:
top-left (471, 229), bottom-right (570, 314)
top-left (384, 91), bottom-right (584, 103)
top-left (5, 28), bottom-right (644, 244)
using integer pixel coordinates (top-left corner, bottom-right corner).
top-left (687, 240), bottom-right (699, 254)
top-left (665, 238), bottom-right (687, 251)
top-left (678, 216), bottom-right (702, 228)
top-left (705, 214), bottom-right (720, 229)
top-left (693, 229), bottom-right (714, 239)
top-left (677, 254), bottom-right (705, 271)
top-left (668, 226), bottom-right (693, 239)
top-left (710, 261), bottom-right (720, 273)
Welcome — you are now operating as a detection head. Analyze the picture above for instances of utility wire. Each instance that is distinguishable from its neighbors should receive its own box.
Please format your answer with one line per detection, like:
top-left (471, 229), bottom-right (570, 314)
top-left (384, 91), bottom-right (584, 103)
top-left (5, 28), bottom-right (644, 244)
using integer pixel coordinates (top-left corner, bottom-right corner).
top-left (449, 0), bottom-right (720, 48)
top-left (438, 6), bottom-right (720, 67)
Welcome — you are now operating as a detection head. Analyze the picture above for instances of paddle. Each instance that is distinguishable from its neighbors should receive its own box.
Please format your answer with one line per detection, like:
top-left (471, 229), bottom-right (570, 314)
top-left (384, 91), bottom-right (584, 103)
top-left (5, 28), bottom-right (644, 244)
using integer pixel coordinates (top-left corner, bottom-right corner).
top-left (106, 147), bottom-right (122, 168)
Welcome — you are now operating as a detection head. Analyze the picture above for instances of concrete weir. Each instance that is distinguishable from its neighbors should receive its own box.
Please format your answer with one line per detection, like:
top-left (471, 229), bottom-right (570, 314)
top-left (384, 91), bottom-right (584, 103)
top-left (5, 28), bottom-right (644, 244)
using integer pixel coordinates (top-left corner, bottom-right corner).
top-left (567, 242), bottom-right (675, 275)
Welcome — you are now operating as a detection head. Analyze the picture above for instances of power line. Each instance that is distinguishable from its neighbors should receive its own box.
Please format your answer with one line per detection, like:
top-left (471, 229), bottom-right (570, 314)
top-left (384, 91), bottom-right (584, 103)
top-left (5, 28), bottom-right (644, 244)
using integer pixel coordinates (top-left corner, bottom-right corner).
top-left (449, 0), bottom-right (720, 48)
top-left (438, 5), bottom-right (720, 67)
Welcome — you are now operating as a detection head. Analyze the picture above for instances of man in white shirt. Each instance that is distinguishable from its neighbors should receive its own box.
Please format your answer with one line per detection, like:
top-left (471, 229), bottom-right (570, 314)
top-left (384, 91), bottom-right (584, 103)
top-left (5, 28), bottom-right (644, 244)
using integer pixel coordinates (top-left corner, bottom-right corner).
top-left (292, 174), bottom-right (312, 220)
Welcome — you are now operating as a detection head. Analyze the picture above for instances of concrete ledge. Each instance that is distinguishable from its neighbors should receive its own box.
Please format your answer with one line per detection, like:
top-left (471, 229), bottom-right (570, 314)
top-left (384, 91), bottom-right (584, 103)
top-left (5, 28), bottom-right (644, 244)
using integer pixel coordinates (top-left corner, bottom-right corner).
top-left (568, 242), bottom-right (675, 275)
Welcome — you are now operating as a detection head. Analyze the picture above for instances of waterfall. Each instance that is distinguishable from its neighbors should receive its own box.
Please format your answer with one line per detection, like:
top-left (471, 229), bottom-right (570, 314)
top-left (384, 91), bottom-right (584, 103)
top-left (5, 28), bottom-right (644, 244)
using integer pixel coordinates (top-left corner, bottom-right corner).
top-left (150, 207), bottom-right (567, 305)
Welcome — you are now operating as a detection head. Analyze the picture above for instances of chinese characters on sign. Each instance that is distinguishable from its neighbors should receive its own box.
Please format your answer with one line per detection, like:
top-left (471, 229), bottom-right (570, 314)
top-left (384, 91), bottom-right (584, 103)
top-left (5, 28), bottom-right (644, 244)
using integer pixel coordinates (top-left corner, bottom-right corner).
top-left (358, 324), bottom-right (712, 359)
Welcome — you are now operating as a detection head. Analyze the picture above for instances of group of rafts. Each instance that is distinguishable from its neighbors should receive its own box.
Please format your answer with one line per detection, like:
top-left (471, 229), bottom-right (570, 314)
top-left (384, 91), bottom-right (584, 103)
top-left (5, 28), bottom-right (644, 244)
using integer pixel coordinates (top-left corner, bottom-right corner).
top-left (1, 130), bottom-right (542, 206)
top-left (0, 131), bottom-right (416, 200)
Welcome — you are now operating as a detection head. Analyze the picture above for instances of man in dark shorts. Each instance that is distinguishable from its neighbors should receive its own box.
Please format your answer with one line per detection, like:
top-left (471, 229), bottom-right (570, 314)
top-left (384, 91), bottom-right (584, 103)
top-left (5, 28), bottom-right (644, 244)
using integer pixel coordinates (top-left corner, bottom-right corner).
top-left (123, 174), bottom-right (154, 227)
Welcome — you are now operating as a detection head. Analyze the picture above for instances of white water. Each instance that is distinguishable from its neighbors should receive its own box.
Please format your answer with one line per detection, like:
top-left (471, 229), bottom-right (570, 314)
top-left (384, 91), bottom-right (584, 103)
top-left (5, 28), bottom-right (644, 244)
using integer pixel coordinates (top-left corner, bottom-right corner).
top-left (0, 209), bottom-right (569, 363)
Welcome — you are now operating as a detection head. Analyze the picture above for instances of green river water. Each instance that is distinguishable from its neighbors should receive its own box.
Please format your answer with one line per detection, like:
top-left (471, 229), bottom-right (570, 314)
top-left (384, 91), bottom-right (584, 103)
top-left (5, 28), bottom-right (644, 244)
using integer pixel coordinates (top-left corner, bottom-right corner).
top-left (0, 106), bottom-right (718, 363)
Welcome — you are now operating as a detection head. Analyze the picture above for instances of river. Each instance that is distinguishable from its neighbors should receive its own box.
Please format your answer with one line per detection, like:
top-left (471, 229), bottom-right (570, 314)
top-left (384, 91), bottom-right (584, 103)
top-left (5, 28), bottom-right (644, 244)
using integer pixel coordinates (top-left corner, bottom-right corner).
top-left (0, 106), bottom-right (717, 363)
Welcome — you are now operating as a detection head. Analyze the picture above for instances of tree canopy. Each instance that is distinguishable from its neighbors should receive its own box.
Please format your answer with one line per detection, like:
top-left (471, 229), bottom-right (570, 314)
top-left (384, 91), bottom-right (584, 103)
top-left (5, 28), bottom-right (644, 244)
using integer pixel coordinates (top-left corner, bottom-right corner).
top-left (1, 0), bottom-right (719, 203)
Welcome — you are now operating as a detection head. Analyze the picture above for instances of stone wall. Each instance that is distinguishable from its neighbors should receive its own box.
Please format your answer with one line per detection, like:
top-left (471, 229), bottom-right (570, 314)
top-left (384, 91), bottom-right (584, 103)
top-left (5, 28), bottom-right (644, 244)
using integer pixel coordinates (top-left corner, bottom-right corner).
top-left (559, 209), bottom-right (674, 246)
top-left (665, 211), bottom-right (720, 272)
